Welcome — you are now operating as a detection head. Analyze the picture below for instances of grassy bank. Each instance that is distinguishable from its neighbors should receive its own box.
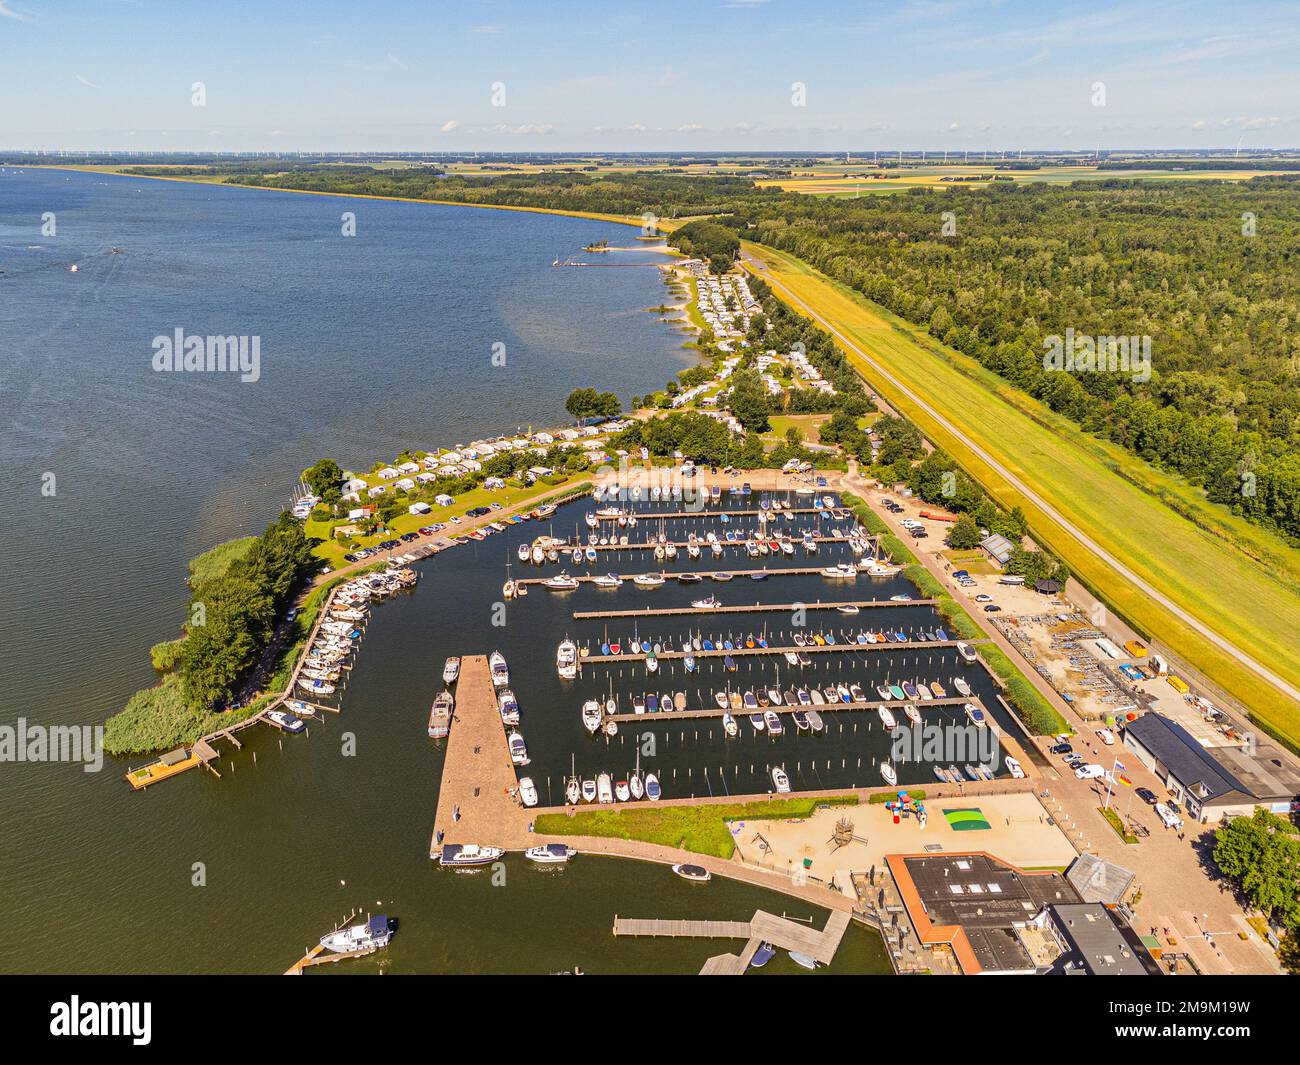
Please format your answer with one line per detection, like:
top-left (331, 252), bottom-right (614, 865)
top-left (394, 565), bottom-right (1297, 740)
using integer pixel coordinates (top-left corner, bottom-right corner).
top-left (753, 244), bottom-right (1300, 742)
top-left (535, 795), bottom-right (858, 859)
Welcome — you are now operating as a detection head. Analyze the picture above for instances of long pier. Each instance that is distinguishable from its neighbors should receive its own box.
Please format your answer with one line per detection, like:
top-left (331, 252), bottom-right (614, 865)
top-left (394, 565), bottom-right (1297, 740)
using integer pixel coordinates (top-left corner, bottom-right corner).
top-left (603, 695), bottom-right (976, 723)
top-left (573, 598), bottom-right (937, 619)
top-left (580, 639), bottom-right (961, 664)
top-left (560, 533), bottom-right (861, 552)
top-left (591, 506), bottom-right (848, 521)
top-left (517, 565), bottom-right (883, 587)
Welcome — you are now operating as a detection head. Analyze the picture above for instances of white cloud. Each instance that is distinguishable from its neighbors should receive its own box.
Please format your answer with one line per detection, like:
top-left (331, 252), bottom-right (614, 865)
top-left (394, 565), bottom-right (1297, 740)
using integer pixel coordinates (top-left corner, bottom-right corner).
top-left (75, 75), bottom-right (102, 90)
top-left (0, 2), bottom-right (33, 23)
top-left (440, 119), bottom-right (460, 133)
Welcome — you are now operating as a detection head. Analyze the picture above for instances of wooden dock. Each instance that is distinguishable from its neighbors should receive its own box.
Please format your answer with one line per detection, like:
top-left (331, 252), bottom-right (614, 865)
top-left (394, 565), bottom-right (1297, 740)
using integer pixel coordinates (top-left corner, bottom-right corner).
top-left (613, 908), bottom-right (853, 974)
top-left (592, 506), bottom-right (839, 520)
top-left (518, 566), bottom-right (857, 587)
top-left (604, 695), bottom-right (978, 723)
top-left (579, 639), bottom-right (961, 664)
top-left (573, 598), bottom-right (937, 619)
top-left (429, 654), bottom-right (530, 856)
top-left (284, 943), bottom-right (378, 975)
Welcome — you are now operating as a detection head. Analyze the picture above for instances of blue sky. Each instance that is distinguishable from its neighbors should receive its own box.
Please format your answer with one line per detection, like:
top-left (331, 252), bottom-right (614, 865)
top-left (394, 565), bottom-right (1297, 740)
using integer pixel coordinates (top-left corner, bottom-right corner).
top-left (2, 0), bottom-right (1297, 151)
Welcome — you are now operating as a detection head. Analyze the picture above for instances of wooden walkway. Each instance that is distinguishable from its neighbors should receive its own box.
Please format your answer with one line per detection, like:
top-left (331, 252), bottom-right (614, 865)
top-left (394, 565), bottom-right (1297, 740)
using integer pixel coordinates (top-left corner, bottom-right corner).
top-left (614, 908), bottom-right (853, 974)
top-left (580, 639), bottom-right (960, 664)
top-left (517, 565), bottom-right (860, 587)
top-left (573, 598), bottom-right (936, 619)
top-left (592, 506), bottom-right (841, 520)
top-left (570, 534), bottom-right (860, 552)
top-left (429, 654), bottom-right (530, 856)
top-left (604, 695), bottom-right (977, 723)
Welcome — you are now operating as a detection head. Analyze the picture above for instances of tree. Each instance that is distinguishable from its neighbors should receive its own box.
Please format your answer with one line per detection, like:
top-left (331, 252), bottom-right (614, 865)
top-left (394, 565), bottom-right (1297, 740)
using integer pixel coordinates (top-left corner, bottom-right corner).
top-left (1213, 809), bottom-right (1300, 930)
top-left (727, 370), bottom-right (771, 433)
top-left (948, 515), bottom-right (982, 550)
top-left (302, 458), bottom-right (344, 501)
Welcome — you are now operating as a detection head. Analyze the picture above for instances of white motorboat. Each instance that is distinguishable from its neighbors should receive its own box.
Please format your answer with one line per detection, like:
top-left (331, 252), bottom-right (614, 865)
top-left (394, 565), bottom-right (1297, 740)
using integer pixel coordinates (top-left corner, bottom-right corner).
top-left (556, 639), bottom-right (577, 679)
top-left (518, 776), bottom-right (538, 807)
top-left (672, 863), bottom-right (711, 882)
top-left (565, 776), bottom-right (581, 805)
top-left (319, 914), bottom-right (392, 953)
top-left (633, 572), bottom-right (666, 588)
top-left (581, 699), bottom-right (604, 734)
top-left (614, 779), bottom-right (631, 802)
top-left (956, 642), bottom-right (978, 664)
top-left (443, 656), bottom-right (460, 684)
top-left (508, 731), bottom-right (530, 766)
top-left (543, 572), bottom-right (580, 591)
top-left (597, 772), bottom-right (614, 803)
top-left (438, 843), bottom-right (504, 867)
top-left (592, 573), bottom-right (623, 588)
top-left (645, 772), bottom-right (661, 800)
top-left (427, 691), bottom-right (454, 739)
top-left (692, 595), bottom-right (721, 609)
top-left (904, 703), bottom-right (922, 726)
top-left (581, 779), bottom-right (597, 803)
top-left (965, 702), bottom-right (987, 728)
top-left (877, 706), bottom-right (897, 729)
top-left (526, 843), bottom-right (574, 864)
top-left (953, 676), bottom-right (972, 697)
top-left (267, 709), bottom-right (306, 733)
top-left (880, 761), bottom-right (898, 787)
top-left (489, 650), bottom-right (509, 688)
top-left (722, 712), bottom-right (738, 737)
top-left (770, 765), bottom-right (791, 793)
top-left (498, 689), bottom-right (520, 725)
top-left (1005, 757), bottom-right (1025, 779)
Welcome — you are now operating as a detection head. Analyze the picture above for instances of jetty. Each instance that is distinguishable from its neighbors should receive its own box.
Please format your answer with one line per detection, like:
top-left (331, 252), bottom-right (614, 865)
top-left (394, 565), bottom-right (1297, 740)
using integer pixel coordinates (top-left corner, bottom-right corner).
top-left (612, 908), bottom-right (852, 974)
top-left (578, 639), bottom-right (962, 665)
top-left (572, 598), bottom-right (936, 619)
top-left (602, 695), bottom-right (979, 722)
top-left (518, 565), bottom-right (881, 587)
top-left (591, 506), bottom-right (846, 521)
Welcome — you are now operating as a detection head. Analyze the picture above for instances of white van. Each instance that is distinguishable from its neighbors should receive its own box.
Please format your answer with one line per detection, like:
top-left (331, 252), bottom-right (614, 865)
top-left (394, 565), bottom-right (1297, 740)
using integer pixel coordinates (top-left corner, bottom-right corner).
top-left (1155, 802), bottom-right (1184, 830)
top-left (1075, 763), bottom-right (1105, 780)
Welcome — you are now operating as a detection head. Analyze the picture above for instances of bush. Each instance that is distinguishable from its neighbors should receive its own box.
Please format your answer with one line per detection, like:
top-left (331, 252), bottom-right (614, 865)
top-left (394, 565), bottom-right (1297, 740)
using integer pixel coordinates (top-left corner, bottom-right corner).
top-left (150, 637), bottom-right (186, 674)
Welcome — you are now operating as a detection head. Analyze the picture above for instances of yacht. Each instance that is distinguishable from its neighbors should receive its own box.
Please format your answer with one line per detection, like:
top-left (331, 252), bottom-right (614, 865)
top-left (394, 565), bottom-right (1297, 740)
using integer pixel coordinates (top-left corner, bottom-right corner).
top-left (427, 691), bottom-right (454, 739)
top-left (543, 572), bottom-right (580, 591)
top-left (518, 776), bottom-right (538, 807)
top-left (965, 703), bottom-right (987, 728)
top-left (770, 765), bottom-right (791, 793)
top-left (633, 572), bottom-right (666, 588)
top-left (319, 914), bottom-right (393, 954)
top-left (692, 594), bottom-right (720, 609)
top-left (556, 639), bottom-right (577, 679)
top-left (597, 773), bottom-right (614, 803)
top-left (956, 642), bottom-right (978, 664)
top-left (267, 709), bottom-right (306, 734)
top-left (526, 843), bottom-right (574, 864)
top-left (581, 699), bottom-right (604, 734)
top-left (498, 689), bottom-right (520, 726)
top-left (489, 650), bottom-right (509, 688)
top-left (1005, 757), bottom-right (1025, 779)
top-left (592, 572), bottom-right (623, 588)
top-left (508, 731), bottom-right (530, 766)
top-left (438, 843), bottom-right (505, 867)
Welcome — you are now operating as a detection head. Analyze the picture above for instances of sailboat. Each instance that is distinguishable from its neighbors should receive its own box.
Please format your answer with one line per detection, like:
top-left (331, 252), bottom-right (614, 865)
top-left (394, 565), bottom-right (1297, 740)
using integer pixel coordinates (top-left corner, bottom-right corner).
top-left (565, 756), bottom-right (581, 805)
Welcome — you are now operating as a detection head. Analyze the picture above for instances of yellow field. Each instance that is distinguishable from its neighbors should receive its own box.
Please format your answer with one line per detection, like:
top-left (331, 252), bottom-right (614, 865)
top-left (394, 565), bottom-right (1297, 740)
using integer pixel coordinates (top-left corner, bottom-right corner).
top-left (744, 243), bottom-right (1300, 741)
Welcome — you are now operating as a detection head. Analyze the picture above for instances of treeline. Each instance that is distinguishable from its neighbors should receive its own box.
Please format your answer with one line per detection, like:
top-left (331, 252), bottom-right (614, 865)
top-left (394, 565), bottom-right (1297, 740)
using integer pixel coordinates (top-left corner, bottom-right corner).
top-left (666, 219), bottom-right (740, 272)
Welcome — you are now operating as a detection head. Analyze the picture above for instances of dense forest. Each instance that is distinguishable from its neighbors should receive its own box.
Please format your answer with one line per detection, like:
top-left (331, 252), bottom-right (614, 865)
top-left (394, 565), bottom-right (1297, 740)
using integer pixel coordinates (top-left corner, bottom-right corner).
top-left (229, 167), bottom-right (1300, 540)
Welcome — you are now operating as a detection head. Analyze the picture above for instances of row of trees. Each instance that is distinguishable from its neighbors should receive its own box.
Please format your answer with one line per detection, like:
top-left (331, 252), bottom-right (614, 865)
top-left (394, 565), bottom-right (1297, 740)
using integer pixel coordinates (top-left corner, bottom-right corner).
top-left (1213, 809), bottom-right (1300, 972)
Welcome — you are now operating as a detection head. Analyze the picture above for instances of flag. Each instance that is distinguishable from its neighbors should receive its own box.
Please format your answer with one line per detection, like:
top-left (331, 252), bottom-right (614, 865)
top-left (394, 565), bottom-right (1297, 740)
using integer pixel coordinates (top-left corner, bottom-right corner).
top-left (1113, 760), bottom-right (1126, 772)
top-left (1118, 774), bottom-right (1132, 787)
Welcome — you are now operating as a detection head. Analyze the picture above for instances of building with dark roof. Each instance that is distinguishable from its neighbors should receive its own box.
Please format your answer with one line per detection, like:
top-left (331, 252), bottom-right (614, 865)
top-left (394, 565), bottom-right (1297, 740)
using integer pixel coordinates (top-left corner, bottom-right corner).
top-left (1030, 904), bottom-right (1160, 975)
top-left (1066, 854), bottom-right (1138, 907)
top-left (1123, 713), bottom-right (1300, 822)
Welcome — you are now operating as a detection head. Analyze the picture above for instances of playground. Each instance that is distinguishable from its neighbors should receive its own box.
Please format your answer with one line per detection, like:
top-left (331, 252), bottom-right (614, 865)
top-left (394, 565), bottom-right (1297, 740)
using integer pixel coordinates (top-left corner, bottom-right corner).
top-left (728, 792), bottom-right (1078, 892)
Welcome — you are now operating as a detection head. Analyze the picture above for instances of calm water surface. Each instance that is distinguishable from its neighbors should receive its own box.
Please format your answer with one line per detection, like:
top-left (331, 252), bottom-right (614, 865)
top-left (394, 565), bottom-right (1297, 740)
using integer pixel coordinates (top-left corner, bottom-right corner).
top-left (0, 168), bottom-right (891, 973)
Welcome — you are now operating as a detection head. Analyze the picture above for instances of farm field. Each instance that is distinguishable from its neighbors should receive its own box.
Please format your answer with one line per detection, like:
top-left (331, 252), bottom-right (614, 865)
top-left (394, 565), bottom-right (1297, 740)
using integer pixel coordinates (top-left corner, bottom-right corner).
top-left (743, 243), bottom-right (1300, 743)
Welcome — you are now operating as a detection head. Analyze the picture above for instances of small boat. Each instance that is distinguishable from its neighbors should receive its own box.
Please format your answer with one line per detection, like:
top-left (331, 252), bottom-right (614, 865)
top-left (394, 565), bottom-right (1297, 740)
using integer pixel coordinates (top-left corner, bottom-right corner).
top-left (565, 774), bottom-right (581, 805)
top-left (633, 572), bottom-right (665, 588)
top-left (443, 657), bottom-right (460, 684)
top-left (581, 779), bottom-right (597, 803)
top-left (597, 773), bottom-right (613, 804)
top-left (692, 595), bottom-right (720, 609)
top-left (1005, 756), bottom-right (1025, 779)
top-left (267, 709), bottom-right (305, 733)
top-left (526, 843), bottom-right (575, 864)
top-left (806, 709), bottom-right (825, 733)
top-left (614, 779), bottom-right (631, 802)
top-left (889, 684), bottom-right (907, 701)
top-left (645, 654), bottom-right (658, 674)
top-left (743, 691), bottom-right (758, 711)
top-left (750, 942), bottom-right (776, 969)
top-left (672, 863), bottom-right (710, 882)
top-left (933, 766), bottom-right (950, 783)
top-left (684, 654), bottom-right (697, 672)
top-left (789, 950), bottom-right (819, 970)
top-left (287, 700), bottom-right (315, 717)
top-left (722, 712), bottom-right (738, 737)
top-left (712, 572), bottom-right (733, 582)
top-left (582, 699), bottom-right (603, 733)
top-left (880, 761), bottom-right (898, 786)
top-left (556, 639), bottom-right (577, 680)
top-left (953, 677), bottom-right (972, 697)
top-left (519, 776), bottom-right (538, 806)
top-left (877, 706), bottom-right (897, 729)
top-left (903, 681), bottom-right (919, 699)
top-left (508, 731), bottom-right (530, 766)
top-left (490, 650), bottom-right (509, 688)
top-left (677, 572), bottom-right (703, 583)
top-left (645, 773), bottom-right (662, 800)
top-left (956, 642), bottom-right (978, 663)
top-left (837, 604), bottom-right (860, 615)
top-left (518, 543), bottom-right (531, 562)
top-left (876, 685), bottom-right (892, 700)
top-left (904, 703), bottom-right (922, 726)
top-left (592, 572), bottom-right (623, 588)
top-left (963, 765), bottom-right (982, 782)
top-left (674, 691), bottom-right (687, 711)
top-left (498, 690), bottom-right (520, 725)
top-left (543, 572), bottom-right (579, 591)
top-left (438, 843), bottom-right (505, 867)
top-left (749, 712), bottom-right (765, 732)
top-left (765, 710), bottom-right (784, 735)
top-left (964, 703), bottom-right (987, 728)
top-left (770, 765), bottom-right (791, 793)
top-left (428, 691), bottom-right (454, 738)
top-left (792, 710), bottom-right (810, 732)
top-left (604, 719), bottom-right (618, 736)
top-left (320, 914), bottom-right (393, 954)
top-left (767, 687), bottom-right (783, 706)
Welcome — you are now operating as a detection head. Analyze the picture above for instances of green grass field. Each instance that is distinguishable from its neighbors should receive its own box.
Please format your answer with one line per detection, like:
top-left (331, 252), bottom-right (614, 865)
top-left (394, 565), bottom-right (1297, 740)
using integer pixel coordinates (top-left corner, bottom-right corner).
top-left (748, 243), bottom-right (1300, 743)
top-left (534, 796), bottom-right (858, 859)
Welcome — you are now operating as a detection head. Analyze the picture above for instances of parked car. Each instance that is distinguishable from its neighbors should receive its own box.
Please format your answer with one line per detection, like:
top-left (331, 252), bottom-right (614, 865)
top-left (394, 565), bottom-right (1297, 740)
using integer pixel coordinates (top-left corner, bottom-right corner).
top-left (975, 594), bottom-right (993, 603)
top-left (1049, 742), bottom-right (1073, 755)
top-left (1075, 763), bottom-right (1106, 780)
top-left (1096, 727), bottom-right (1116, 746)
top-left (1135, 787), bottom-right (1157, 805)
top-left (983, 604), bottom-right (1002, 613)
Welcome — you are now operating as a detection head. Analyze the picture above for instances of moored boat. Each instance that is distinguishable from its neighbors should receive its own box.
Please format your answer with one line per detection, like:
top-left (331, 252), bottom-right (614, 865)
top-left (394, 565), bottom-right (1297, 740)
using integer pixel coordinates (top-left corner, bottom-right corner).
top-left (526, 843), bottom-right (574, 864)
top-left (438, 843), bottom-right (504, 867)
top-left (320, 914), bottom-right (393, 954)
top-left (770, 765), bottom-right (791, 793)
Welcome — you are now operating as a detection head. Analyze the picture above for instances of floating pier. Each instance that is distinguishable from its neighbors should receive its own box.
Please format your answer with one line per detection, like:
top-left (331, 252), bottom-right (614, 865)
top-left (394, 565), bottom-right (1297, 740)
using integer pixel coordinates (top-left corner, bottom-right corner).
top-left (517, 565), bottom-right (877, 587)
top-left (572, 598), bottom-right (937, 619)
top-left (603, 695), bottom-right (978, 723)
top-left (579, 639), bottom-right (962, 665)
top-left (591, 507), bottom-right (850, 521)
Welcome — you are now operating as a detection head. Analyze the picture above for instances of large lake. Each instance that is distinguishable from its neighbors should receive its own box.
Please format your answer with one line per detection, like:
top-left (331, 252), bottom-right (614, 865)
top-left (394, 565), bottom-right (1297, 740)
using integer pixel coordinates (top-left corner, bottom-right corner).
top-left (0, 167), bottom-right (890, 973)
